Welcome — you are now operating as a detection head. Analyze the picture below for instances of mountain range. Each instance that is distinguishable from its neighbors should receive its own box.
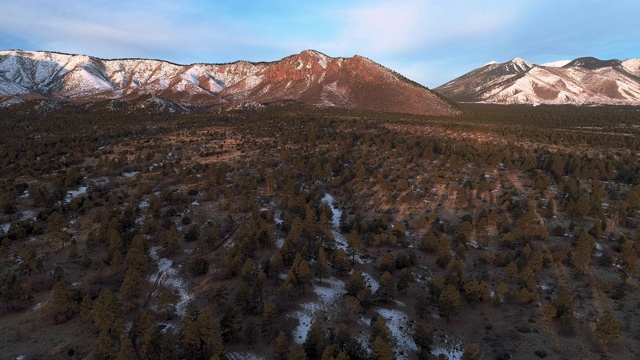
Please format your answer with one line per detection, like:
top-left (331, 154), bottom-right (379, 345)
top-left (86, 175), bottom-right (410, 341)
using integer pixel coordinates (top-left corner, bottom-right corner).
top-left (2, 49), bottom-right (640, 111)
top-left (0, 49), bottom-right (457, 116)
top-left (434, 56), bottom-right (640, 105)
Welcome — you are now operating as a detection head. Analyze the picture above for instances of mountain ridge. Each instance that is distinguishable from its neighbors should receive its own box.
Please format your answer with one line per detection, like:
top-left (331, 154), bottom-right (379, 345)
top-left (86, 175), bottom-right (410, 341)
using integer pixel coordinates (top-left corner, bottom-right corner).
top-left (435, 56), bottom-right (640, 105)
top-left (0, 49), bottom-right (458, 116)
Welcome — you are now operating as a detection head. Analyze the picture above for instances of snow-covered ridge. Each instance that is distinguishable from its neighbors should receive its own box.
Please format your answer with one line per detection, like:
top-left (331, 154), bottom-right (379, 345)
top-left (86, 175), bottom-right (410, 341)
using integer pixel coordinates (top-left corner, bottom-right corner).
top-left (542, 60), bottom-right (571, 68)
top-left (435, 55), bottom-right (640, 105)
top-left (0, 49), bottom-right (458, 116)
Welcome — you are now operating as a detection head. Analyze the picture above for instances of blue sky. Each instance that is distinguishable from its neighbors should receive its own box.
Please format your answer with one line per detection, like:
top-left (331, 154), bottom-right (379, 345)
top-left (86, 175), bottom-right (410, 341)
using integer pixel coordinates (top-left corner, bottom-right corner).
top-left (0, 0), bottom-right (638, 87)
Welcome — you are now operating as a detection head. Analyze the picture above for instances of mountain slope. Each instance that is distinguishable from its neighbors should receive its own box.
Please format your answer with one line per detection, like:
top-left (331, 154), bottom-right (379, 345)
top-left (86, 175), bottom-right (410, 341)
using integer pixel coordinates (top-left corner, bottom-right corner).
top-left (0, 50), bottom-right (457, 115)
top-left (434, 57), bottom-right (640, 105)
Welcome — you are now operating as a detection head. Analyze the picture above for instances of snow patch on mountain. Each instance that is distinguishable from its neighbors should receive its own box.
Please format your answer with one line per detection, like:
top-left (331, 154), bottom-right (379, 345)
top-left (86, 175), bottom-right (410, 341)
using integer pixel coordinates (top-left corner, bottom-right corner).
top-left (542, 60), bottom-right (571, 67)
top-left (437, 55), bottom-right (640, 105)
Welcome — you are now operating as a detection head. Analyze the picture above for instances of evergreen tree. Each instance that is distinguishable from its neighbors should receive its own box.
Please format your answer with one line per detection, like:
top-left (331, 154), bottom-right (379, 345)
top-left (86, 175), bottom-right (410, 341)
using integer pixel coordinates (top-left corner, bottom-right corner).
top-left (314, 248), bottom-right (329, 282)
top-left (273, 331), bottom-right (290, 360)
top-left (262, 300), bottom-right (278, 337)
top-left (198, 307), bottom-right (225, 359)
top-left (93, 289), bottom-right (124, 336)
top-left (397, 268), bottom-right (412, 294)
top-left (303, 320), bottom-right (327, 359)
top-left (333, 248), bottom-right (350, 273)
top-left (371, 336), bottom-right (395, 360)
top-left (461, 343), bottom-right (485, 360)
top-left (119, 267), bottom-right (144, 311)
top-left (370, 315), bottom-right (395, 348)
top-left (619, 239), bottom-right (638, 283)
top-left (377, 271), bottom-right (396, 302)
top-left (93, 329), bottom-right (115, 360)
top-left (413, 323), bottom-right (433, 358)
top-left (415, 294), bottom-right (429, 319)
top-left (347, 229), bottom-right (363, 265)
top-left (291, 344), bottom-right (308, 360)
top-left (346, 271), bottom-right (366, 297)
top-left (438, 284), bottom-right (462, 322)
top-left (117, 338), bottom-right (136, 360)
top-left (50, 281), bottom-right (80, 323)
top-left (595, 313), bottom-right (621, 346)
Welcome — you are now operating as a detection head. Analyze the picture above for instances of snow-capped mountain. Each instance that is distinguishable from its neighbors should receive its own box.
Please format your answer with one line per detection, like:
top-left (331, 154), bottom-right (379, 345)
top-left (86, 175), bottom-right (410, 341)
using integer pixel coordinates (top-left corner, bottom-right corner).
top-left (0, 50), bottom-right (457, 116)
top-left (434, 56), bottom-right (640, 105)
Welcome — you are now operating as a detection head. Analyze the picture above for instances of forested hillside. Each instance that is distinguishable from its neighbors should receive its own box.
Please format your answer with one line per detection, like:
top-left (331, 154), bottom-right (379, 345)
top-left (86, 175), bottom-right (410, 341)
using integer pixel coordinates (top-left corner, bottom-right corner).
top-left (0, 102), bottom-right (639, 359)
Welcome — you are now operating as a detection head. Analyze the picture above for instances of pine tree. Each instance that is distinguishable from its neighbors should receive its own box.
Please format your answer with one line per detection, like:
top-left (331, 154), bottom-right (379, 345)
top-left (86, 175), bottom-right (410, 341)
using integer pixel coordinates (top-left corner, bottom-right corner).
top-left (438, 284), bottom-right (462, 322)
top-left (377, 271), bottom-right (396, 302)
top-left (370, 315), bottom-right (395, 348)
top-left (163, 226), bottom-right (181, 256)
top-left (314, 248), bottom-right (329, 282)
top-left (220, 303), bottom-right (243, 342)
top-left (124, 233), bottom-right (149, 272)
top-left (397, 268), bottom-right (412, 294)
top-left (117, 338), bottom-right (136, 360)
top-left (270, 250), bottom-right (284, 281)
top-left (119, 267), bottom-right (143, 311)
top-left (333, 248), bottom-right (350, 273)
top-left (346, 271), bottom-right (366, 296)
top-left (461, 343), bottom-right (485, 360)
top-left (619, 239), bottom-right (638, 283)
top-left (295, 259), bottom-right (312, 293)
top-left (50, 281), bottom-right (79, 323)
top-left (272, 331), bottom-right (290, 360)
top-left (198, 307), bottom-right (225, 359)
top-left (262, 300), bottom-right (278, 337)
top-left (595, 313), bottom-right (621, 346)
top-left (180, 302), bottom-right (200, 359)
top-left (93, 329), bottom-right (115, 360)
top-left (343, 230), bottom-right (361, 266)
top-left (303, 320), bottom-right (327, 359)
top-left (371, 336), bottom-right (395, 360)
top-left (415, 294), bottom-right (429, 319)
top-left (291, 344), bottom-right (308, 360)
top-left (413, 323), bottom-right (433, 355)
top-left (93, 289), bottom-right (124, 335)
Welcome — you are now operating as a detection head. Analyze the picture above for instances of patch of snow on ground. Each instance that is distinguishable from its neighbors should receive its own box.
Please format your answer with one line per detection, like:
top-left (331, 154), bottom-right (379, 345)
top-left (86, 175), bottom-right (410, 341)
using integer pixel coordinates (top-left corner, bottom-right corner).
top-left (149, 247), bottom-right (192, 316)
top-left (1, 223), bottom-right (10, 233)
top-left (394, 299), bottom-right (406, 307)
top-left (361, 272), bottom-right (380, 292)
top-left (274, 211), bottom-right (284, 225)
top-left (228, 352), bottom-right (265, 360)
top-left (538, 283), bottom-right (552, 292)
top-left (15, 356), bottom-right (26, 360)
top-left (32, 302), bottom-right (42, 310)
top-left (291, 310), bottom-right (313, 344)
top-left (122, 171), bottom-right (139, 178)
top-left (595, 242), bottom-right (604, 256)
top-left (377, 308), bottom-right (418, 359)
top-left (432, 341), bottom-right (464, 360)
top-left (322, 193), bottom-right (362, 263)
top-left (290, 277), bottom-right (345, 344)
top-left (65, 186), bottom-right (87, 203)
top-left (275, 237), bottom-right (284, 249)
top-left (314, 277), bottom-right (345, 303)
top-left (21, 210), bottom-right (37, 221)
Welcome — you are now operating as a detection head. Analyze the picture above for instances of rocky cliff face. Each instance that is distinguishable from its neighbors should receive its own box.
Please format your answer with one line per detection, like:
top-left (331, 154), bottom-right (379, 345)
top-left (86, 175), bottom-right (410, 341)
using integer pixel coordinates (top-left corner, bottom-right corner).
top-left (0, 49), bottom-right (458, 116)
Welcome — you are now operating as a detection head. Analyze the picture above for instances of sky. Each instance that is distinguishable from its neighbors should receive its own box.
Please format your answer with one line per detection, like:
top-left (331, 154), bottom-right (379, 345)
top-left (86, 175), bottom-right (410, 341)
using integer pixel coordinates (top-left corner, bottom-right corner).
top-left (0, 0), bottom-right (638, 87)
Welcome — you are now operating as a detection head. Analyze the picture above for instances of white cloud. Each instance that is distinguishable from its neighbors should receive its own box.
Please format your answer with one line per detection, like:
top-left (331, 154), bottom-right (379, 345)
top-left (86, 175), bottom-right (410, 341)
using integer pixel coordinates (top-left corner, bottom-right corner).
top-left (324, 0), bottom-right (530, 56)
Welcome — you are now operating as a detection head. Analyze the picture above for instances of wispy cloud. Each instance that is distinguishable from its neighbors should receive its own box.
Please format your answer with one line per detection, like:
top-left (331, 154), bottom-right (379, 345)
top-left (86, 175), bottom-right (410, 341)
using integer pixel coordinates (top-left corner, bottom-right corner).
top-left (322, 0), bottom-right (529, 55)
top-left (0, 0), bottom-right (638, 87)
